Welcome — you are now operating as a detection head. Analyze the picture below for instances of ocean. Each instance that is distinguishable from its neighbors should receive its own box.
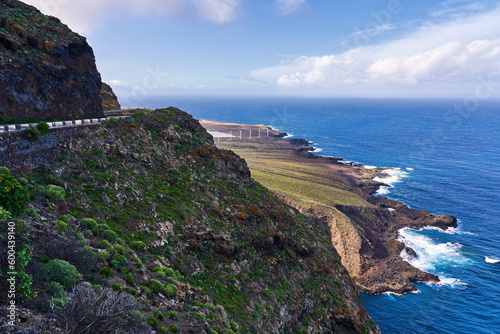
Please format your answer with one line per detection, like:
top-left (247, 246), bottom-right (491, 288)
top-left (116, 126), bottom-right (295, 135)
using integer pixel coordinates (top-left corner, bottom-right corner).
top-left (140, 96), bottom-right (500, 333)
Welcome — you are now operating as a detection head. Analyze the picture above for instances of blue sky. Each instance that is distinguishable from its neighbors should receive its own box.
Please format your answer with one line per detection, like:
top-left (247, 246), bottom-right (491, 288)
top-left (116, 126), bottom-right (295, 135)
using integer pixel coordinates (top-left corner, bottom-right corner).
top-left (24, 0), bottom-right (500, 101)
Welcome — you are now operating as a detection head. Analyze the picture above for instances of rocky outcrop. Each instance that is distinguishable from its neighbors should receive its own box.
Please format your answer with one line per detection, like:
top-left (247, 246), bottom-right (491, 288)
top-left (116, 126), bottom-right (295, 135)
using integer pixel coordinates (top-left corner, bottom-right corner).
top-left (100, 82), bottom-right (121, 110)
top-left (0, 0), bottom-right (103, 121)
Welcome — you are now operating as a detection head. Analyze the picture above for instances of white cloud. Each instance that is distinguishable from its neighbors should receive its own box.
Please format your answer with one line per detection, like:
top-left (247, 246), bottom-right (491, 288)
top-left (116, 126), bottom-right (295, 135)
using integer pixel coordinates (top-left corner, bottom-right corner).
top-left (109, 79), bottom-right (129, 87)
top-left (23, 0), bottom-right (241, 33)
top-left (251, 5), bottom-right (500, 91)
top-left (195, 0), bottom-right (241, 24)
top-left (274, 0), bottom-right (306, 16)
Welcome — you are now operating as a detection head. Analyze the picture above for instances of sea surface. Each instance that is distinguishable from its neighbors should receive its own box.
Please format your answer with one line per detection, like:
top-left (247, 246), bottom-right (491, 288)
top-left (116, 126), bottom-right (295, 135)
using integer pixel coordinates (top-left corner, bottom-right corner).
top-left (141, 96), bottom-right (500, 333)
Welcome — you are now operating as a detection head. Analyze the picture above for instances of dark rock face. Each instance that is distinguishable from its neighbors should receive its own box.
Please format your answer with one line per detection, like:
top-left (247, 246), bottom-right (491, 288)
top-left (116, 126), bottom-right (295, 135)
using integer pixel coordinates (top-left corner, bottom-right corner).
top-left (100, 82), bottom-right (121, 110)
top-left (0, 0), bottom-right (103, 121)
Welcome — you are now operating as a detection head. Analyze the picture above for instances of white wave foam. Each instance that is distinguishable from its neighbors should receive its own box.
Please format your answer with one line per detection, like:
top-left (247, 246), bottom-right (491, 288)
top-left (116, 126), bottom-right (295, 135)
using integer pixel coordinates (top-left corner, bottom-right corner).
top-left (485, 256), bottom-right (500, 264)
top-left (428, 277), bottom-right (468, 289)
top-left (311, 147), bottom-right (323, 153)
top-left (364, 165), bottom-right (377, 169)
top-left (406, 167), bottom-right (414, 171)
top-left (374, 167), bottom-right (409, 195)
top-left (397, 228), bottom-right (470, 272)
top-left (284, 133), bottom-right (294, 139)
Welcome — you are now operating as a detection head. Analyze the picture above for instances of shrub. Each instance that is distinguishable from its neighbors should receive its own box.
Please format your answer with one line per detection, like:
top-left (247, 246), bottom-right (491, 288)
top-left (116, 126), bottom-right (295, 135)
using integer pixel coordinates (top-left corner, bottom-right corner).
top-left (44, 259), bottom-right (81, 289)
top-left (100, 268), bottom-right (112, 278)
top-left (0, 174), bottom-right (29, 216)
top-left (114, 244), bottom-right (125, 254)
top-left (164, 268), bottom-right (175, 277)
top-left (166, 311), bottom-right (177, 319)
top-left (190, 312), bottom-right (206, 324)
top-left (147, 316), bottom-right (157, 328)
top-left (207, 328), bottom-right (218, 334)
top-left (54, 220), bottom-right (67, 233)
top-left (36, 121), bottom-right (50, 134)
top-left (110, 284), bottom-right (123, 293)
top-left (47, 281), bottom-right (65, 298)
top-left (148, 279), bottom-right (165, 293)
top-left (123, 273), bottom-right (134, 286)
top-left (25, 126), bottom-right (40, 141)
top-left (103, 230), bottom-right (117, 242)
top-left (161, 327), bottom-right (168, 334)
top-left (97, 223), bottom-right (110, 231)
top-left (25, 208), bottom-right (39, 219)
top-left (97, 240), bottom-right (110, 249)
top-left (58, 215), bottom-right (70, 223)
top-left (130, 241), bottom-right (146, 250)
top-left (153, 308), bottom-right (164, 321)
top-left (110, 255), bottom-right (127, 268)
top-left (170, 324), bottom-right (179, 333)
top-left (51, 285), bottom-right (144, 334)
top-left (164, 284), bottom-right (177, 298)
top-left (98, 251), bottom-right (108, 262)
top-left (80, 218), bottom-right (97, 230)
top-left (38, 185), bottom-right (66, 201)
top-left (130, 288), bottom-right (137, 296)
top-left (0, 166), bottom-right (10, 175)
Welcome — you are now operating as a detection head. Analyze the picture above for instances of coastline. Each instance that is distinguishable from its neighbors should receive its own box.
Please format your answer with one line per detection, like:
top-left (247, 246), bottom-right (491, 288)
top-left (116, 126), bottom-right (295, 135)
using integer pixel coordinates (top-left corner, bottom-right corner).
top-left (200, 120), bottom-right (458, 295)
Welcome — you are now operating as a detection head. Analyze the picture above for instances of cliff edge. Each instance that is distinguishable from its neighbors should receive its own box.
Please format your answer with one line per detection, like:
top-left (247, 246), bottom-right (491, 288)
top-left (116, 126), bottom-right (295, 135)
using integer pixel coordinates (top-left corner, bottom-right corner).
top-left (0, 0), bottom-right (103, 121)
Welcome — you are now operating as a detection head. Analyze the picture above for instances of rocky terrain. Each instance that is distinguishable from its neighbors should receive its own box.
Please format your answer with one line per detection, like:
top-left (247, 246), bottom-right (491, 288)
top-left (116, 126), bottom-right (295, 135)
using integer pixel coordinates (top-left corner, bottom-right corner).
top-left (0, 0), bottom-right (103, 121)
top-left (0, 109), bottom-right (380, 333)
top-left (101, 82), bottom-right (121, 111)
top-left (203, 123), bottom-right (457, 295)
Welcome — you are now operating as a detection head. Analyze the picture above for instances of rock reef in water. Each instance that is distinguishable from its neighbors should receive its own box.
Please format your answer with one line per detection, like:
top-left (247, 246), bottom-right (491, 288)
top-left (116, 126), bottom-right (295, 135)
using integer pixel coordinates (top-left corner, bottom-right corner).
top-left (0, 0), bottom-right (103, 121)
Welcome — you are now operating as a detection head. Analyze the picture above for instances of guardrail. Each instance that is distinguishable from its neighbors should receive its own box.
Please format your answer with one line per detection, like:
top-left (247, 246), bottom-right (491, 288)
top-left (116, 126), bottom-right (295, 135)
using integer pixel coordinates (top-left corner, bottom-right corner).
top-left (0, 113), bottom-right (133, 134)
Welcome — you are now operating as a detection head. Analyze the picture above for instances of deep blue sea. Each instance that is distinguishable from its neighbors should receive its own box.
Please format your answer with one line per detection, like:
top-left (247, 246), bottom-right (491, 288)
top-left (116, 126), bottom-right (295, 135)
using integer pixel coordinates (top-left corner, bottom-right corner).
top-left (141, 96), bottom-right (500, 333)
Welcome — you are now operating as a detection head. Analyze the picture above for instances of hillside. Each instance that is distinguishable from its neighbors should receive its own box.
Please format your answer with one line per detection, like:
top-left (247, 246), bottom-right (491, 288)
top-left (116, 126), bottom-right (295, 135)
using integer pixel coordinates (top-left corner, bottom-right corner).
top-left (0, 0), bottom-right (103, 121)
top-left (0, 109), bottom-right (379, 333)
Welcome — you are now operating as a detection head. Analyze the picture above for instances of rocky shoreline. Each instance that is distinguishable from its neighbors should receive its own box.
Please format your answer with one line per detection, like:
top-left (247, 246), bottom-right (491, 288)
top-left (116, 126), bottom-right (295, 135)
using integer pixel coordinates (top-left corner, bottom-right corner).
top-left (201, 120), bottom-right (457, 295)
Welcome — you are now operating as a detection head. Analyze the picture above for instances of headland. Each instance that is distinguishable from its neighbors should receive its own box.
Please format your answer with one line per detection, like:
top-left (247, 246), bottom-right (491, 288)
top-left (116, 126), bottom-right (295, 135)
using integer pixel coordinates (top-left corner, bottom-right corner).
top-left (201, 120), bottom-right (457, 295)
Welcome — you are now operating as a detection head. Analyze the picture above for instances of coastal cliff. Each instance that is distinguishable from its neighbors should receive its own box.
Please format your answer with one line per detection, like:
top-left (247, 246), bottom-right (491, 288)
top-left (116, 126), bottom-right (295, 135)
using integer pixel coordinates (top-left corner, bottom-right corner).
top-left (0, 109), bottom-right (379, 333)
top-left (203, 122), bottom-right (457, 295)
top-left (0, 0), bottom-right (103, 121)
top-left (101, 82), bottom-right (121, 111)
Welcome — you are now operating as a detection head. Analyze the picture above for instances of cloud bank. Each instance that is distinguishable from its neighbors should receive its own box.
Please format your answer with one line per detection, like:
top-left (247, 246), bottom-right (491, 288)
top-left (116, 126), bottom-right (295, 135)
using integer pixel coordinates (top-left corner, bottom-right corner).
top-left (274, 0), bottom-right (306, 16)
top-left (252, 4), bottom-right (500, 91)
top-left (23, 0), bottom-right (242, 32)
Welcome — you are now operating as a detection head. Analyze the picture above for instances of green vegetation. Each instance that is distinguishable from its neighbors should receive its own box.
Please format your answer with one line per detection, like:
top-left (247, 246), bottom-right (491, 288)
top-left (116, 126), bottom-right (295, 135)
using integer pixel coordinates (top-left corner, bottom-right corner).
top-left (80, 218), bottom-right (97, 230)
top-left (0, 174), bottom-right (29, 216)
top-left (47, 281), bottom-right (65, 298)
top-left (44, 259), bottom-right (81, 288)
top-left (37, 184), bottom-right (66, 201)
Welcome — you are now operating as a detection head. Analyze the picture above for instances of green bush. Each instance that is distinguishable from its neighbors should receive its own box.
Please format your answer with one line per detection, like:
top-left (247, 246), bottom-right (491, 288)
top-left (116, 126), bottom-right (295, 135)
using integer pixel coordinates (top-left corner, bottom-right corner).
top-left (38, 185), bottom-right (66, 201)
top-left (164, 284), bottom-right (177, 298)
top-left (25, 126), bottom-right (40, 141)
top-left (123, 273), bottom-right (134, 286)
top-left (98, 251), bottom-right (108, 261)
top-left (147, 316), bottom-right (157, 328)
top-left (44, 259), bottom-right (81, 289)
top-left (100, 268), bottom-right (112, 278)
top-left (160, 327), bottom-right (168, 334)
top-left (36, 121), bottom-right (50, 134)
top-left (167, 311), bottom-right (177, 319)
top-left (170, 324), bottom-right (179, 333)
top-left (97, 223), bottom-right (110, 231)
top-left (130, 288), bottom-right (137, 296)
top-left (207, 328), bottom-right (218, 334)
top-left (102, 230), bottom-right (117, 242)
top-left (47, 281), bottom-right (65, 298)
top-left (54, 220), bottom-right (67, 233)
top-left (0, 166), bottom-right (10, 175)
top-left (97, 240), bottom-right (110, 249)
top-left (148, 279), bottom-right (165, 293)
top-left (153, 308), bottom-right (164, 321)
top-left (80, 218), bottom-right (97, 230)
top-left (110, 284), bottom-right (123, 293)
top-left (113, 244), bottom-right (125, 254)
top-left (0, 174), bottom-right (29, 216)
top-left (190, 312), bottom-right (206, 324)
top-left (130, 241), bottom-right (146, 250)
top-left (25, 208), bottom-right (39, 219)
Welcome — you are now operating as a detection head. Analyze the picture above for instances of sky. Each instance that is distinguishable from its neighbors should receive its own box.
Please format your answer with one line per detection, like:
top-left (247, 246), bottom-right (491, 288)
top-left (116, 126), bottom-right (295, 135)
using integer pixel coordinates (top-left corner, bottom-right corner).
top-left (22, 0), bottom-right (500, 101)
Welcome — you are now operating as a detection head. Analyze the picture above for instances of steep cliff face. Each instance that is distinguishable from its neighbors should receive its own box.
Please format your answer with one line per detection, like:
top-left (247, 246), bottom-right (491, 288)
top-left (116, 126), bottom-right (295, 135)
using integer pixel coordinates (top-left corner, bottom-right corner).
top-left (2, 109), bottom-right (379, 333)
top-left (0, 0), bottom-right (103, 121)
top-left (100, 82), bottom-right (121, 110)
